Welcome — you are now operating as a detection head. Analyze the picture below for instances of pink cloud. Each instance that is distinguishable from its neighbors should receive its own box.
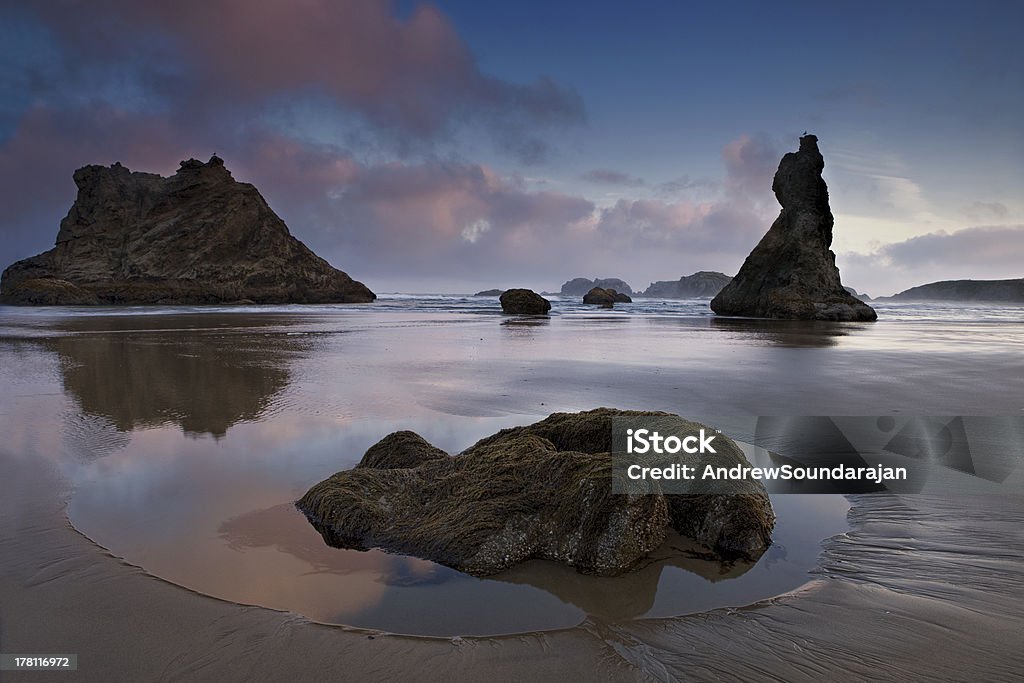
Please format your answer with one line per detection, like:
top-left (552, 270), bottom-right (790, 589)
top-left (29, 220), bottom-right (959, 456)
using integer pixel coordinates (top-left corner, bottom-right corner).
top-left (29, 0), bottom-right (583, 149)
top-left (722, 133), bottom-right (779, 201)
top-left (0, 111), bottom-right (785, 290)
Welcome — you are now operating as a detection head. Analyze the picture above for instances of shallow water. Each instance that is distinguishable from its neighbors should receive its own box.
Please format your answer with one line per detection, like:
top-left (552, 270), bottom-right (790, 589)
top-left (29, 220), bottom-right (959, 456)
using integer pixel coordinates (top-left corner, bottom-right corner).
top-left (1, 296), bottom-right (1021, 638)
top-left (61, 415), bottom-right (849, 635)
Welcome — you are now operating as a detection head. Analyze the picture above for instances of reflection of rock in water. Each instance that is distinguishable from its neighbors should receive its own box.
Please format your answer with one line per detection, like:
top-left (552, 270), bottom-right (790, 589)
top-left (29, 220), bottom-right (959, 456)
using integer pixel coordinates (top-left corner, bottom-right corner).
top-left (492, 530), bottom-right (759, 620)
top-left (221, 504), bottom-right (759, 621)
top-left (42, 318), bottom-right (305, 438)
top-left (709, 317), bottom-right (853, 348)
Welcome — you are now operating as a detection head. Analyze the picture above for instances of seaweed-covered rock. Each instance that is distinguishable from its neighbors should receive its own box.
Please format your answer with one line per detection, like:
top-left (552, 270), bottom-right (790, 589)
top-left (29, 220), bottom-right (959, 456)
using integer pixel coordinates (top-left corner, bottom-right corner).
top-left (499, 288), bottom-right (551, 315)
top-left (297, 409), bottom-right (775, 576)
top-left (469, 409), bottom-right (775, 558)
top-left (299, 432), bottom-right (669, 576)
top-left (356, 431), bottom-right (449, 470)
top-left (710, 135), bottom-right (876, 321)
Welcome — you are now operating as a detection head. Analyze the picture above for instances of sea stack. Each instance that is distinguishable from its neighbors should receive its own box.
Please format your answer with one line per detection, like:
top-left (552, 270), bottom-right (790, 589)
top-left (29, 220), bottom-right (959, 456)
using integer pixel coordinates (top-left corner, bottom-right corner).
top-left (710, 135), bottom-right (876, 321)
top-left (0, 156), bottom-right (375, 305)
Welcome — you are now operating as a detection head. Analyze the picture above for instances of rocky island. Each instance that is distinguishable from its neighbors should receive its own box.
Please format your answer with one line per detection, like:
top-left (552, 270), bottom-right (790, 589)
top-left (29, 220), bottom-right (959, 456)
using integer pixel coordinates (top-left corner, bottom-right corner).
top-left (298, 409), bottom-right (775, 577)
top-left (711, 135), bottom-right (876, 321)
top-left (559, 277), bottom-right (634, 297)
top-left (0, 156), bottom-right (375, 305)
top-left (879, 278), bottom-right (1024, 303)
top-left (640, 271), bottom-right (732, 298)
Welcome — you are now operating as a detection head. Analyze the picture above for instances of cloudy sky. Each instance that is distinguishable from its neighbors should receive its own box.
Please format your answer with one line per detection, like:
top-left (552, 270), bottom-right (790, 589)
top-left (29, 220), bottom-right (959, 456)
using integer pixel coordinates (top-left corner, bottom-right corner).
top-left (1, 0), bottom-right (1021, 296)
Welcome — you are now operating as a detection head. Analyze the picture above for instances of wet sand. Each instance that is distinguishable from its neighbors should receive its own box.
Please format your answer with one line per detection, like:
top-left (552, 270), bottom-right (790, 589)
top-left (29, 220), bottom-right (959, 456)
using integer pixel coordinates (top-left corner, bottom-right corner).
top-left (1, 303), bottom-right (1023, 680)
top-left (4, 454), bottom-right (1021, 681)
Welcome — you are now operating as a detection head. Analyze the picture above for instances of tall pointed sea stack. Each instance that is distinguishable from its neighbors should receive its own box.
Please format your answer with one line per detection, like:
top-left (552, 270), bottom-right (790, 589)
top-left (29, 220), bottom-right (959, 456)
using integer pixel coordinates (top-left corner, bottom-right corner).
top-left (0, 156), bottom-right (375, 305)
top-left (711, 135), bottom-right (876, 321)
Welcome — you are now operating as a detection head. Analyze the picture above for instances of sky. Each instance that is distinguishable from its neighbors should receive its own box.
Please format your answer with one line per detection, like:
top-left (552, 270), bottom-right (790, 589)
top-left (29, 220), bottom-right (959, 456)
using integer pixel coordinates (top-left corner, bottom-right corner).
top-left (1, 0), bottom-right (1022, 296)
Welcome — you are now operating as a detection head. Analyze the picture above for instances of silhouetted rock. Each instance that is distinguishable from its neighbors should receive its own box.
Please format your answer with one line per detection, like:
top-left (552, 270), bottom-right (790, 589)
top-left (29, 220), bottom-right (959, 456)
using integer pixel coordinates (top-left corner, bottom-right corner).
top-left (583, 287), bottom-right (631, 305)
top-left (1, 156), bottom-right (375, 305)
top-left (879, 278), bottom-right (1024, 303)
top-left (560, 277), bottom-right (633, 297)
top-left (499, 288), bottom-right (551, 314)
top-left (298, 409), bottom-right (775, 576)
top-left (473, 289), bottom-right (504, 296)
top-left (710, 135), bottom-right (876, 321)
top-left (844, 286), bottom-right (872, 302)
top-left (641, 271), bottom-right (732, 298)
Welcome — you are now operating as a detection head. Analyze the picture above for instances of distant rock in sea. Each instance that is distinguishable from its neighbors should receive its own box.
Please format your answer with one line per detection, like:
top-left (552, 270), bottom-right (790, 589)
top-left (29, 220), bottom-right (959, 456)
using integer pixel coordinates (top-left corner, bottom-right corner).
top-left (640, 271), bottom-right (732, 298)
top-left (560, 277), bottom-right (633, 297)
top-left (583, 287), bottom-right (631, 306)
top-left (297, 409), bottom-right (775, 576)
top-left (473, 289), bottom-right (505, 296)
top-left (0, 156), bottom-right (375, 305)
top-left (499, 288), bottom-right (551, 314)
top-left (711, 135), bottom-right (876, 321)
top-left (879, 278), bottom-right (1024, 303)
top-left (844, 286), bottom-right (872, 302)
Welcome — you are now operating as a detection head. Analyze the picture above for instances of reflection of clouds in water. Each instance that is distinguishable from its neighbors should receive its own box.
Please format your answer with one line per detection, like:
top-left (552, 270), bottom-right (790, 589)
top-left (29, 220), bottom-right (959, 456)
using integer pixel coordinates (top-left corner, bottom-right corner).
top-left (1, 309), bottom-right (870, 634)
top-left (219, 503), bottom-right (453, 586)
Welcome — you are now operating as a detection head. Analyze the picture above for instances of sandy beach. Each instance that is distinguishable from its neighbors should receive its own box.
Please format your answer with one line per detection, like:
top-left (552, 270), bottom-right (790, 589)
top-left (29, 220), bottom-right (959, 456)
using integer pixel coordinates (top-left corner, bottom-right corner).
top-left (1, 300), bottom-right (1022, 681)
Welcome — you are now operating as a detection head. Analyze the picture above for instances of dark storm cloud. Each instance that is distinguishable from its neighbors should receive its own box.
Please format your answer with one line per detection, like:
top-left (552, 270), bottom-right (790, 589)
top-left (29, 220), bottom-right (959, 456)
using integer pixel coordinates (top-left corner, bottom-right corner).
top-left (10, 1), bottom-right (584, 157)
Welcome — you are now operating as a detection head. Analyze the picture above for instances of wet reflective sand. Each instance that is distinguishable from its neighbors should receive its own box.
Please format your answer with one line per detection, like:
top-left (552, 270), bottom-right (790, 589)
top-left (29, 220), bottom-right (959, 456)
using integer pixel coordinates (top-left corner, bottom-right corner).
top-left (1, 297), bottom-right (1022, 678)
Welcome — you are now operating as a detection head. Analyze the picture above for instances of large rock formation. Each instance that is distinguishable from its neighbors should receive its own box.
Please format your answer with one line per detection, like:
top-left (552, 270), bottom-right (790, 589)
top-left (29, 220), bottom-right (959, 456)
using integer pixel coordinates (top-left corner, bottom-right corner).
top-left (0, 157), bottom-right (375, 305)
top-left (473, 289), bottom-right (505, 296)
top-left (710, 135), bottom-right (876, 321)
top-left (879, 278), bottom-right (1024, 303)
top-left (582, 287), bottom-right (632, 305)
top-left (499, 288), bottom-right (551, 314)
top-left (560, 277), bottom-right (633, 297)
top-left (640, 271), bottom-right (732, 298)
top-left (297, 409), bottom-right (775, 576)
